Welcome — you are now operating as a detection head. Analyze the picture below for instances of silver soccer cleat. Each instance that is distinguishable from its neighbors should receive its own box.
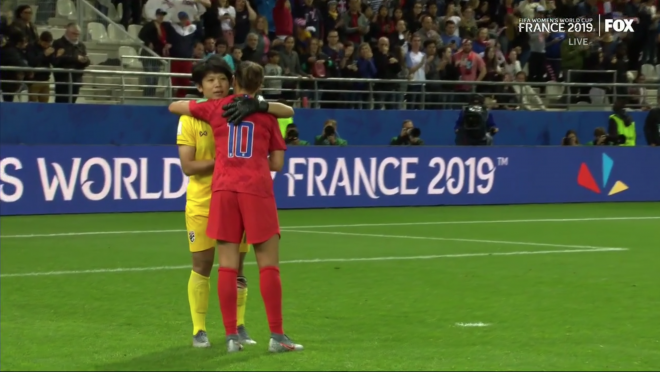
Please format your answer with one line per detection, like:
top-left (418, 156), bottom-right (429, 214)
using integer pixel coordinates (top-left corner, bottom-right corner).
top-left (268, 334), bottom-right (304, 353)
top-left (192, 330), bottom-right (211, 348)
top-left (238, 325), bottom-right (257, 345)
top-left (226, 335), bottom-right (243, 353)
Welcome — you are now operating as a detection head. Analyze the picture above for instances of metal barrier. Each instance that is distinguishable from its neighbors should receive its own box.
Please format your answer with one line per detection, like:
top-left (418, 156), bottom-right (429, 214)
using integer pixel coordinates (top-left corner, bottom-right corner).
top-left (1, 65), bottom-right (658, 110)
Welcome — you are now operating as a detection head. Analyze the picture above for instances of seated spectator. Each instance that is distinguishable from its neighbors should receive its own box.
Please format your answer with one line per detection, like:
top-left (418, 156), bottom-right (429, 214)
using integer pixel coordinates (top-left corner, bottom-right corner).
top-left (213, 39), bottom-right (234, 70)
top-left (512, 71), bottom-right (546, 111)
top-left (26, 31), bottom-right (54, 103)
top-left (391, 120), bottom-right (424, 145)
top-left (315, 119), bottom-right (348, 146)
top-left (284, 124), bottom-right (309, 146)
top-left (192, 41), bottom-right (205, 60)
top-left (561, 130), bottom-right (579, 146)
top-left (203, 36), bottom-right (216, 57)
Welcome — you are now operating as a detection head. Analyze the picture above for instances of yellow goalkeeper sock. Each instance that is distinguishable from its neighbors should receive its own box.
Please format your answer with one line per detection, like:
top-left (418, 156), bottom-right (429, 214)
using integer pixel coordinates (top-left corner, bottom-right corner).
top-left (188, 270), bottom-right (210, 335)
top-left (237, 287), bottom-right (248, 327)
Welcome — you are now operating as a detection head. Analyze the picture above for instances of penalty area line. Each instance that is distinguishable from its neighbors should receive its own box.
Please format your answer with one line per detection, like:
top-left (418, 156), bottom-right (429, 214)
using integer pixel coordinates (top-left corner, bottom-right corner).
top-left (0, 247), bottom-right (627, 278)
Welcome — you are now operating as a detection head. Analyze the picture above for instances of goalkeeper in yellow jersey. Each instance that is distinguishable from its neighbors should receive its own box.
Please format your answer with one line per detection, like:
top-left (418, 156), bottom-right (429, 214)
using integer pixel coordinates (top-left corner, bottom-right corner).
top-left (176, 56), bottom-right (294, 348)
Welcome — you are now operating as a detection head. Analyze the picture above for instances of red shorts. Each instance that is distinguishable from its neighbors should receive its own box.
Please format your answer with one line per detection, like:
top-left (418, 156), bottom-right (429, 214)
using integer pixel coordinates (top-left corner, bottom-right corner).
top-left (207, 191), bottom-right (280, 244)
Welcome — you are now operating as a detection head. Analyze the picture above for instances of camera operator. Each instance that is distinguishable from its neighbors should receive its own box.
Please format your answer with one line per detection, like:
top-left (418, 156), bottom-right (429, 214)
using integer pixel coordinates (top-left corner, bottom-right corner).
top-left (454, 94), bottom-right (499, 146)
top-left (315, 119), bottom-right (348, 146)
top-left (585, 127), bottom-right (614, 146)
top-left (391, 120), bottom-right (424, 145)
top-left (607, 99), bottom-right (636, 146)
top-left (284, 124), bottom-right (309, 146)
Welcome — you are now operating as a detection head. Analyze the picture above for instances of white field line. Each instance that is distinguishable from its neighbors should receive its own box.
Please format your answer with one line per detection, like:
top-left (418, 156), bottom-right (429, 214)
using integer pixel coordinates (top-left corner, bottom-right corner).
top-left (285, 229), bottom-right (629, 251)
top-left (0, 247), bottom-right (627, 278)
top-left (1, 216), bottom-right (658, 239)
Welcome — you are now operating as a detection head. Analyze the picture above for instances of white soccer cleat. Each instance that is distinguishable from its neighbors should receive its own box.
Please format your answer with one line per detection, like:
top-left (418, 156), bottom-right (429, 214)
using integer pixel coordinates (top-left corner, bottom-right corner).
top-left (268, 334), bottom-right (303, 353)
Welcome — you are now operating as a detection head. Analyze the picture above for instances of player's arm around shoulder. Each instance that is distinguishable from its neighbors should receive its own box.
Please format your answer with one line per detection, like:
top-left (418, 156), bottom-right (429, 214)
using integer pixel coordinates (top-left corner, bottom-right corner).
top-left (259, 95), bottom-right (294, 119)
top-left (169, 98), bottom-right (217, 123)
top-left (177, 116), bottom-right (215, 176)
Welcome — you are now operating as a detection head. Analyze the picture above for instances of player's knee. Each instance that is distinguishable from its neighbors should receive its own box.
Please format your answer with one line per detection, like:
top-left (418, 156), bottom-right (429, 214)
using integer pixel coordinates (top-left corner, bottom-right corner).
top-left (217, 242), bottom-right (241, 269)
top-left (192, 248), bottom-right (215, 276)
top-left (253, 235), bottom-right (280, 269)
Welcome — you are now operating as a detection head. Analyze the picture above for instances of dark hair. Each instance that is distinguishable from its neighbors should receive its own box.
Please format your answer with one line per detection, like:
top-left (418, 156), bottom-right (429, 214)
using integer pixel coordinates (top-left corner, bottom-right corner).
top-left (234, 61), bottom-right (264, 94)
top-left (6, 29), bottom-right (26, 46)
top-left (215, 39), bottom-right (228, 47)
top-left (445, 19), bottom-right (455, 26)
top-left (14, 5), bottom-right (31, 20)
top-left (286, 123), bottom-right (297, 130)
top-left (191, 56), bottom-right (233, 85)
top-left (40, 31), bottom-right (53, 42)
top-left (423, 39), bottom-right (436, 49)
top-left (267, 50), bottom-right (279, 59)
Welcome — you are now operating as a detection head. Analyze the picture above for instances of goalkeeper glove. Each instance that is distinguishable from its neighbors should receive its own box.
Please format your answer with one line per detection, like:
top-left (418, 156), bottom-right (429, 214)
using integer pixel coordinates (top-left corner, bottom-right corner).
top-left (222, 95), bottom-right (269, 125)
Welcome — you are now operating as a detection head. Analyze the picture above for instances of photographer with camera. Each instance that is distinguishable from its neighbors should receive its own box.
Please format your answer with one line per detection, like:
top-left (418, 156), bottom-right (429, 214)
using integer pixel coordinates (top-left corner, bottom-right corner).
top-left (391, 120), bottom-right (424, 145)
top-left (284, 124), bottom-right (309, 146)
top-left (454, 94), bottom-right (499, 146)
top-left (315, 119), bottom-right (348, 146)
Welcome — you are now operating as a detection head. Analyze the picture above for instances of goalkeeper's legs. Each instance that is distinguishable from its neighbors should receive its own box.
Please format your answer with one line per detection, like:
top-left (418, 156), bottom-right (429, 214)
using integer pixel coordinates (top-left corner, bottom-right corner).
top-left (189, 247), bottom-right (215, 348)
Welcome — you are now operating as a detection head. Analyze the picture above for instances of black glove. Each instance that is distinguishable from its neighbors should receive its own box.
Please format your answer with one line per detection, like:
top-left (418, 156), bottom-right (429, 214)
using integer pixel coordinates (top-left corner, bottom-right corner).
top-left (221, 96), bottom-right (269, 124)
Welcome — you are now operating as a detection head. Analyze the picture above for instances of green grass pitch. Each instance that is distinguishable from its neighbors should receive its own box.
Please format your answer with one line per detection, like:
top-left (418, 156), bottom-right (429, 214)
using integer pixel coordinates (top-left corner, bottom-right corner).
top-left (1, 202), bottom-right (659, 371)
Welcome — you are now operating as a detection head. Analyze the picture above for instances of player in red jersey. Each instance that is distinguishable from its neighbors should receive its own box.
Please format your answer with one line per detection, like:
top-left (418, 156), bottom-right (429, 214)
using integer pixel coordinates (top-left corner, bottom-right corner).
top-left (168, 61), bottom-right (303, 354)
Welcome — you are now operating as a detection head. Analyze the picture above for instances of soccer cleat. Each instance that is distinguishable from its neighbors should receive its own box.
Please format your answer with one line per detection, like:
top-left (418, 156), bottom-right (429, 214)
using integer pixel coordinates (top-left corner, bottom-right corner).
top-left (226, 335), bottom-right (243, 353)
top-left (238, 325), bottom-right (257, 345)
top-left (192, 331), bottom-right (211, 348)
top-left (268, 334), bottom-right (304, 353)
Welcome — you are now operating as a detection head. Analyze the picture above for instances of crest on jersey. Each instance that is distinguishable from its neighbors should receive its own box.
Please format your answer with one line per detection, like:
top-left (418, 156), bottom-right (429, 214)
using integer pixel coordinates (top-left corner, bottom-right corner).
top-left (189, 231), bottom-right (196, 243)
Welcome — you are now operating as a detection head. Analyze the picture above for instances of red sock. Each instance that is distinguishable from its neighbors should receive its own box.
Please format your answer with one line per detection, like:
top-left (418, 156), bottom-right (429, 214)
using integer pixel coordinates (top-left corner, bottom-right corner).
top-left (217, 267), bottom-right (238, 336)
top-left (259, 266), bottom-right (283, 334)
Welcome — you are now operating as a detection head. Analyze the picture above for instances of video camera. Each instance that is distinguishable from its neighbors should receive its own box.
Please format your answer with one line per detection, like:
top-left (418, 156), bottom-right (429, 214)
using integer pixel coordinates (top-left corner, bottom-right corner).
top-left (285, 129), bottom-right (299, 144)
top-left (324, 125), bottom-right (336, 137)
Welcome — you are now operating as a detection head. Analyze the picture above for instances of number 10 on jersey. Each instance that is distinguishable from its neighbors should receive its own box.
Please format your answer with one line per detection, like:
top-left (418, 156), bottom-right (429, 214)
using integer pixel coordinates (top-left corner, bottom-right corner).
top-left (228, 122), bottom-right (255, 158)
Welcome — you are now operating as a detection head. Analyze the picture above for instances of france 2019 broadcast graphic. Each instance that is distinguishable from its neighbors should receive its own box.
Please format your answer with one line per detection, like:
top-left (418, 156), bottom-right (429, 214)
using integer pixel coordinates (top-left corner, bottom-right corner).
top-left (577, 153), bottom-right (628, 196)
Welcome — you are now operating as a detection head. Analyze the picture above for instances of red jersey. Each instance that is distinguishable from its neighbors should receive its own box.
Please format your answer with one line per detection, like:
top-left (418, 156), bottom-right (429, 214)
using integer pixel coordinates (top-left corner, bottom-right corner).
top-left (189, 95), bottom-right (287, 197)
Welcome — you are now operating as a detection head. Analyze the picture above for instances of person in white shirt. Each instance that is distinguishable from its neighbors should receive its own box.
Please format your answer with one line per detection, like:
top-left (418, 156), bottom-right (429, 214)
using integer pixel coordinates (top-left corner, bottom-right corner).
top-left (218, 0), bottom-right (236, 47)
top-left (512, 71), bottom-right (546, 111)
top-left (405, 34), bottom-right (426, 109)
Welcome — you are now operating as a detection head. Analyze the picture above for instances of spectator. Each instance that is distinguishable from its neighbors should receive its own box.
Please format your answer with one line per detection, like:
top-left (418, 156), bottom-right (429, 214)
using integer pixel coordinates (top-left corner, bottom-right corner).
top-left (10, 5), bottom-right (37, 45)
top-left (391, 120), bottom-right (424, 145)
top-left (392, 7), bottom-right (405, 27)
top-left (242, 33), bottom-right (263, 63)
top-left (315, 119), bottom-right (348, 146)
top-left (512, 71), bottom-right (546, 111)
top-left (230, 46), bottom-right (243, 67)
top-left (214, 39), bottom-right (235, 70)
top-left (426, 3), bottom-right (439, 23)
top-left (119, 0), bottom-right (144, 29)
top-left (339, 42), bottom-right (359, 108)
top-left (273, 0), bottom-right (293, 40)
top-left (373, 36), bottom-right (401, 109)
top-left (251, 15), bottom-right (272, 63)
top-left (585, 127), bottom-right (614, 146)
top-left (264, 50), bottom-right (283, 99)
top-left (164, 12), bottom-right (203, 98)
top-left (472, 27), bottom-right (490, 54)
top-left (233, 0), bottom-right (257, 47)
top-left (628, 74), bottom-right (651, 110)
top-left (279, 35), bottom-right (306, 101)
top-left (26, 31), bottom-right (54, 103)
top-left (284, 124), bottom-right (310, 146)
top-left (641, 0), bottom-right (659, 64)
top-left (322, 29), bottom-right (344, 61)
top-left (356, 42), bottom-right (377, 108)
top-left (51, 23), bottom-right (90, 104)
top-left (503, 49), bottom-right (521, 76)
top-left (254, 0), bottom-right (276, 36)
top-left (459, 7), bottom-right (478, 39)
top-left (201, 0), bottom-right (222, 40)
top-left (453, 39), bottom-right (486, 104)
top-left (300, 37), bottom-right (330, 76)
top-left (415, 15), bottom-right (441, 46)
top-left (192, 41), bottom-right (205, 59)
top-left (440, 20), bottom-right (461, 50)
top-left (297, 0), bottom-right (322, 39)
top-left (423, 40), bottom-right (441, 108)
top-left (388, 19), bottom-right (410, 55)
top-left (323, 0), bottom-right (343, 40)
top-left (342, 0), bottom-right (369, 45)
top-left (405, 34), bottom-right (426, 109)
top-left (481, 46), bottom-right (502, 94)
top-left (644, 97), bottom-right (660, 146)
top-left (437, 45), bottom-right (460, 108)
top-left (527, 10), bottom-right (547, 83)
top-left (138, 9), bottom-right (168, 97)
top-left (545, 30), bottom-right (565, 79)
top-left (363, 5), bottom-right (378, 43)
top-left (406, 1), bottom-right (423, 34)
top-left (374, 5), bottom-right (394, 39)
top-left (203, 36), bottom-right (216, 57)
top-left (561, 130), bottom-right (580, 146)
top-left (439, 3), bottom-right (460, 37)
top-left (475, 1), bottom-right (491, 27)
top-left (0, 29), bottom-right (28, 102)
top-left (215, 0), bottom-right (235, 46)
top-left (494, 73), bottom-right (519, 110)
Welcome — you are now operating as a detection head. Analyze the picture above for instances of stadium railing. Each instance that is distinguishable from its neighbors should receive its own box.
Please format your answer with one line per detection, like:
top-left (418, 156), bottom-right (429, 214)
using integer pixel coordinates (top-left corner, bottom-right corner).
top-left (0, 65), bottom-right (657, 111)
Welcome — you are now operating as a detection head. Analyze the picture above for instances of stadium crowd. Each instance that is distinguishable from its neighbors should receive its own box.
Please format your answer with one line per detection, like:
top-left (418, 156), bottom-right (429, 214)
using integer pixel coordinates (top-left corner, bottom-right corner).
top-left (0, 0), bottom-right (658, 109)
